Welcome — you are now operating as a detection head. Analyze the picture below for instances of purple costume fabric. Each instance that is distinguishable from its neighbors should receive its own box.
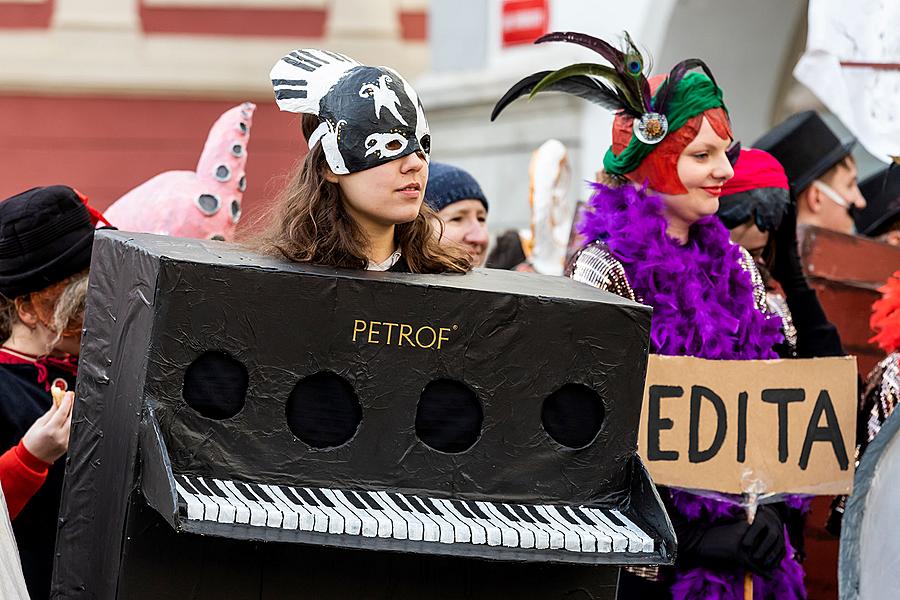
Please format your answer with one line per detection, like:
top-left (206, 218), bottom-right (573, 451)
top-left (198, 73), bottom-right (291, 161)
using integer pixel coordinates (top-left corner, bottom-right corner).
top-left (579, 183), bottom-right (807, 599)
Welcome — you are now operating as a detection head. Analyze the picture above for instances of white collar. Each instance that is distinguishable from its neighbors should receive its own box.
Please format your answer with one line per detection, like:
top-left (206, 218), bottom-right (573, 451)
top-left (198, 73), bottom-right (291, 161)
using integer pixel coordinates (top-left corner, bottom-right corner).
top-left (367, 249), bottom-right (402, 272)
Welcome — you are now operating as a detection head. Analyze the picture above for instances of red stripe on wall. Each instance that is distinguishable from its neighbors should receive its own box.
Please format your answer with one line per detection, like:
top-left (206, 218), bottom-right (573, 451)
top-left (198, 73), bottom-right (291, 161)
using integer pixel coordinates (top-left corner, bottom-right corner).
top-left (0, 0), bottom-right (53, 29)
top-left (139, 5), bottom-right (327, 37)
top-left (0, 94), bottom-right (307, 230)
top-left (399, 10), bottom-right (426, 41)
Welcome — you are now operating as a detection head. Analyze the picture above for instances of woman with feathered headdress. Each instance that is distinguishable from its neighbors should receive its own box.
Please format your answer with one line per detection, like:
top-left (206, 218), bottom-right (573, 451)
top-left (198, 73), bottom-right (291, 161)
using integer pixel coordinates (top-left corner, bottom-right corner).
top-left (494, 32), bottom-right (806, 599)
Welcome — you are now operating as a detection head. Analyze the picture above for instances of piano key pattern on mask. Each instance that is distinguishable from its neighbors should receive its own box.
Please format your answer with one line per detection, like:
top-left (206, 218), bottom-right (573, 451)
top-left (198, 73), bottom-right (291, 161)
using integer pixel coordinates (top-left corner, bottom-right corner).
top-left (173, 474), bottom-right (654, 554)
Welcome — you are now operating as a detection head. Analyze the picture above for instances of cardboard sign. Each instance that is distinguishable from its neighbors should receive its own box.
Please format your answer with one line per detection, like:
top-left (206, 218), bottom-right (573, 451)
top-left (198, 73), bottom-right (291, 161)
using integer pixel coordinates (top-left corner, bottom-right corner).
top-left (638, 355), bottom-right (857, 495)
top-left (501, 0), bottom-right (549, 47)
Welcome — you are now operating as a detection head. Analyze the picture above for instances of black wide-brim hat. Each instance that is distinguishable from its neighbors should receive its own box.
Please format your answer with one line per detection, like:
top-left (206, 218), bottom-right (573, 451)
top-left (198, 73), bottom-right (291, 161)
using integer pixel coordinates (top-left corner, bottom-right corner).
top-left (0, 185), bottom-right (96, 298)
top-left (753, 111), bottom-right (855, 195)
top-left (856, 165), bottom-right (900, 236)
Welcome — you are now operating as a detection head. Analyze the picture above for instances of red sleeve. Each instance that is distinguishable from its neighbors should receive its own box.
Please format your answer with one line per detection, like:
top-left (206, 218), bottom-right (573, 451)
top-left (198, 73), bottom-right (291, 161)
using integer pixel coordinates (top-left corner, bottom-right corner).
top-left (0, 440), bottom-right (51, 519)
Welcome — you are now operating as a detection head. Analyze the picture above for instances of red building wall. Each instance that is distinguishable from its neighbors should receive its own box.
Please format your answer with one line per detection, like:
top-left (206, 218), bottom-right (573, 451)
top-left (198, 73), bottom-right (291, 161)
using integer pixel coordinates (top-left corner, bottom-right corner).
top-left (1, 95), bottom-right (307, 233)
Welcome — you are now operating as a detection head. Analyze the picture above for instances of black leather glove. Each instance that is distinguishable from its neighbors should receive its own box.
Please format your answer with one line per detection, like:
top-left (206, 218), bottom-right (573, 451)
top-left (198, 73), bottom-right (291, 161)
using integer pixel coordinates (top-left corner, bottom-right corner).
top-left (691, 505), bottom-right (786, 576)
top-left (739, 505), bottom-right (787, 575)
top-left (771, 203), bottom-right (808, 293)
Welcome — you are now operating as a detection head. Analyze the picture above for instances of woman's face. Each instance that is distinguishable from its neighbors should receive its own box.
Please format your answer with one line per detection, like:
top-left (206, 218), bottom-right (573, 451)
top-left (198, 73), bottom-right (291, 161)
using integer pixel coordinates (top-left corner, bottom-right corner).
top-left (434, 200), bottom-right (489, 267)
top-left (327, 151), bottom-right (428, 229)
top-left (729, 220), bottom-right (770, 257)
top-left (662, 116), bottom-right (735, 228)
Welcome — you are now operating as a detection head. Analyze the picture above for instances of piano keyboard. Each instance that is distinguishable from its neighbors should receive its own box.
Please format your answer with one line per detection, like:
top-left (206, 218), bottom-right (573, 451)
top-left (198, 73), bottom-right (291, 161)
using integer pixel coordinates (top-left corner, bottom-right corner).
top-left (173, 474), bottom-right (654, 555)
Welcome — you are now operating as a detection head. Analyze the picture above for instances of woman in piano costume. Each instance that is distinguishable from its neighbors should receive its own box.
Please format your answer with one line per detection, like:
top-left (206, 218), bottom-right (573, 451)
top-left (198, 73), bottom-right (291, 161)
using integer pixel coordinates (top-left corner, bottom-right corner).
top-left (0, 185), bottom-right (109, 600)
top-left (492, 33), bottom-right (806, 600)
top-left (254, 49), bottom-right (469, 274)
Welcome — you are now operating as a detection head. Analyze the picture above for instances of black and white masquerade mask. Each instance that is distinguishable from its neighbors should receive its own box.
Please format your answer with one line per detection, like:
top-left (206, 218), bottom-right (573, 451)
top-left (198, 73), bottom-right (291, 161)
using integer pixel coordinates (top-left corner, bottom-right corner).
top-left (271, 49), bottom-right (431, 175)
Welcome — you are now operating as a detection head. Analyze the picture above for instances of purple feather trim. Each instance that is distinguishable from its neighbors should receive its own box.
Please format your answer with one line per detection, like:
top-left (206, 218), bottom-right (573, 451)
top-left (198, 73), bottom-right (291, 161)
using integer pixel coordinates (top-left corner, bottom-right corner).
top-left (578, 183), bottom-right (783, 360)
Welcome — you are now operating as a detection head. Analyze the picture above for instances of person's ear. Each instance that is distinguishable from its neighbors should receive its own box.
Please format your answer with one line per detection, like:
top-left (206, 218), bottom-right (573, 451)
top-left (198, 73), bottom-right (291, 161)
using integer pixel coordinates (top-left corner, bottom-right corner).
top-left (798, 185), bottom-right (822, 215)
top-left (14, 297), bottom-right (39, 329)
top-left (323, 166), bottom-right (340, 184)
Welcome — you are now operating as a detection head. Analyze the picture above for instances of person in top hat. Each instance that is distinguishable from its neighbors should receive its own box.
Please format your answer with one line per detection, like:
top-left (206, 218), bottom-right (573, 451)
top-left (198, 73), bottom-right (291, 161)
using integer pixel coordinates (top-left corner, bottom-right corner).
top-left (855, 165), bottom-right (900, 245)
top-left (423, 162), bottom-right (490, 268)
top-left (0, 185), bottom-right (106, 600)
top-left (754, 110), bottom-right (865, 235)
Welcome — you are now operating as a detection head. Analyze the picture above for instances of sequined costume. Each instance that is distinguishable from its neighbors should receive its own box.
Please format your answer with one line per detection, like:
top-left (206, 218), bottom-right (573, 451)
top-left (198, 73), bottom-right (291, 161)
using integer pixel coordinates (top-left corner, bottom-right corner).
top-left (861, 352), bottom-right (900, 454)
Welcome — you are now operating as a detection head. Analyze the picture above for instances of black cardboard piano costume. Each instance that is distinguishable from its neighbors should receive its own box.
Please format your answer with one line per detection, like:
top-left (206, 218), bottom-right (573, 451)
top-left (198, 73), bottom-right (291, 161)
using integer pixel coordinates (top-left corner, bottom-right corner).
top-left (51, 48), bottom-right (673, 598)
top-left (51, 231), bottom-right (673, 599)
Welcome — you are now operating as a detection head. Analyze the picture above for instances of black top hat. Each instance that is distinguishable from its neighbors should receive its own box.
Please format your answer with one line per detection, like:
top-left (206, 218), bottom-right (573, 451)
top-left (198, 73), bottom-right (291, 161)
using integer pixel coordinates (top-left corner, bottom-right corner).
top-left (753, 111), bottom-right (855, 195)
top-left (0, 186), bottom-right (96, 298)
top-left (856, 165), bottom-right (900, 236)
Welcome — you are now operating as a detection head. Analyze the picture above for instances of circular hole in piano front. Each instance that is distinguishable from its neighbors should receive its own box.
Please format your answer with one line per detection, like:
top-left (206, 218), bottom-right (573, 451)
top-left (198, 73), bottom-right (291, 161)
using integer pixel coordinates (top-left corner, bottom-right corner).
top-left (415, 379), bottom-right (483, 453)
top-left (182, 351), bottom-right (248, 420)
top-left (286, 372), bottom-right (362, 449)
top-left (541, 383), bottom-right (605, 449)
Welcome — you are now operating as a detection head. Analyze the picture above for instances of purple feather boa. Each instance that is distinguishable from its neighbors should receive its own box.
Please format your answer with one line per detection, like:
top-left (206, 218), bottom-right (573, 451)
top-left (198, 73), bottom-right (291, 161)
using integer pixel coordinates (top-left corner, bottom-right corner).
top-left (578, 183), bottom-right (783, 360)
top-left (579, 184), bottom-right (807, 599)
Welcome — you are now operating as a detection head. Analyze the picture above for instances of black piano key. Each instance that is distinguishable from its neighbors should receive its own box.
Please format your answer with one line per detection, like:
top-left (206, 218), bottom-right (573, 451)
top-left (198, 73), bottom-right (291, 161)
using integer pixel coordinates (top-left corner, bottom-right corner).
top-left (250, 484), bottom-right (277, 503)
top-left (421, 497), bottom-right (445, 516)
top-left (464, 501), bottom-right (490, 520)
top-left (524, 505), bottom-right (550, 524)
top-left (195, 478), bottom-right (226, 499)
top-left (406, 496), bottom-right (433, 515)
top-left (356, 491), bottom-right (384, 511)
top-left (496, 504), bottom-right (520, 522)
top-left (552, 506), bottom-right (580, 525)
top-left (179, 476), bottom-right (202, 495)
top-left (233, 483), bottom-right (259, 503)
top-left (571, 507), bottom-right (598, 527)
top-left (604, 510), bottom-right (627, 528)
top-left (388, 492), bottom-right (414, 512)
top-left (343, 491), bottom-right (368, 510)
top-left (295, 487), bottom-right (321, 507)
top-left (511, 505), bottom-right (536, 524)
top-left (177, 499), bottom-right (188, 518)
top-left (310, 488), bottom-right (335, 508)
top-left (450, 500), bottom-right (476, 520)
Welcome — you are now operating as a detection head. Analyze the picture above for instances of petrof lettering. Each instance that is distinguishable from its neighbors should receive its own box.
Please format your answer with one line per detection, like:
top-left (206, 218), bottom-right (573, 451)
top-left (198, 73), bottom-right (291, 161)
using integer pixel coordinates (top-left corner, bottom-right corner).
top-left (353, 319), bottom-right (454, 349)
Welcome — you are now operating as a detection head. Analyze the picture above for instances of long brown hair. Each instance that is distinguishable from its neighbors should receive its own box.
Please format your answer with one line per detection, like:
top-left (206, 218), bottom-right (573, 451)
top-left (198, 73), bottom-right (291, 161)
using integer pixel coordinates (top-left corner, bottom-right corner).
top-left (248, 114), bottom-right (470, 274)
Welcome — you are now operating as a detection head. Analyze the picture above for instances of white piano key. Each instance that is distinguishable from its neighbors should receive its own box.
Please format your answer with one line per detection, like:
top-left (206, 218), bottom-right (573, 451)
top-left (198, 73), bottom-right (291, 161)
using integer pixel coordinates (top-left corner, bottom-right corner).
top-left (374, 491), bottom-right (423, 541)
top-left (305, 488), bottom-right (346, 535)
top-left (610, 510), bottom-right (655, 553)
top-left (284, 487), bottom-right (330, 533)
top-left (194, 477), bottom-right (237, 524)
top-left (519, 505), bottom-right (565, 549)
top-left (477, 501), bottom-right (526, 548)
top-left (462, 501), bottom-right (507, 547)
top-left (237, 483), bottom-right (283, 528)
top-left (534, 505), bottom-right (583, 552)
top-left (174, 480), bottom-right (204, 520)
top-left (435, 499), bottom-right (485, 545)
top-left (391, 494), bottom-right (440, 542)
top-left (558, 507), bottom-right (607, 553)
top-left (575, 508), bottom-right (627, 552)
top-left (425, 498), bottom-right (471, 543)
top-left (502, 503), bottom-right (549, 550)
top-left (349, 491), bottom-right (395, 539)
top-left (213, 479), bottom-right (251, 525)
top-left (222, 481), bottom-right (268, 527)
top-left (323, 489), bottom-right (368, 537)
top-left (452, 500), bottom-right (501, 547)
top-left (249, 484), bottom-right (297, 530)
top-left (179, 476), bottom-right (219, 522)
top-left (263, 485), bottom-right (314, 531)
top-left (411, 496), bottom-right (454, 544)
top-left (357, 491), bottom-right (406, 540)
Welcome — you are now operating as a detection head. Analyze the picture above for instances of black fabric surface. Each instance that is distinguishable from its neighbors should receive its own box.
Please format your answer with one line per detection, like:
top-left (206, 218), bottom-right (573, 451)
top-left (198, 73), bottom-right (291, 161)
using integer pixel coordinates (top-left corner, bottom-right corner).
top-left (0, 363), bottom-right (75, 600)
